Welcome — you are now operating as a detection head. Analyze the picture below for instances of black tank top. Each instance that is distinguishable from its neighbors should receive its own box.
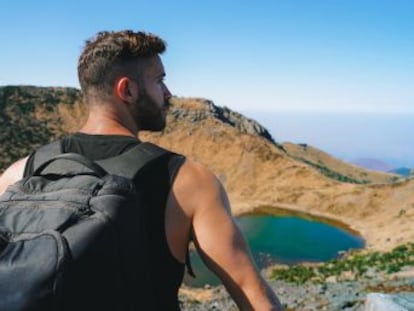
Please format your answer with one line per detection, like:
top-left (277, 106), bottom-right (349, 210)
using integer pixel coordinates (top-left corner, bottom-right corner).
top-left (25, 133), bottom-right (186, 310)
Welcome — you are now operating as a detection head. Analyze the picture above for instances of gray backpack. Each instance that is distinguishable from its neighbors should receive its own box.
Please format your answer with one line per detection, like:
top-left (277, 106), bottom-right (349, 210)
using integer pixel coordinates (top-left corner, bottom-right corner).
top-left (0, 142), bottom-right (167, 311)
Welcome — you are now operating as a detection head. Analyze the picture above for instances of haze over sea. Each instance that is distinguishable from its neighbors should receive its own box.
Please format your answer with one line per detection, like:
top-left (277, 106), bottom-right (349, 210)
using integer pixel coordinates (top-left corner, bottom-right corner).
top-left (241, 110), bottom-right (414, 169)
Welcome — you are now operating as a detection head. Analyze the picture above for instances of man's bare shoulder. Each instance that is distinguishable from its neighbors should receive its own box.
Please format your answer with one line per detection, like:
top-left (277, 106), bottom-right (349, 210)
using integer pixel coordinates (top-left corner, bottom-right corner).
top-left (172, 158), bottom-right (225, 214)
top-left (0, 157), bottom-right (28, 195)
top-left (174, 158), bottom-right (223, 193)
top-left (176, 158), bottom-right (217, 184)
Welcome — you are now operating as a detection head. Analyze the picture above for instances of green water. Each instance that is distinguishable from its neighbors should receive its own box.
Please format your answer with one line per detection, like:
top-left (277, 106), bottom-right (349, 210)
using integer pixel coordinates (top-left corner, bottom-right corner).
top-left (184, 215), bottom-right (365, 287)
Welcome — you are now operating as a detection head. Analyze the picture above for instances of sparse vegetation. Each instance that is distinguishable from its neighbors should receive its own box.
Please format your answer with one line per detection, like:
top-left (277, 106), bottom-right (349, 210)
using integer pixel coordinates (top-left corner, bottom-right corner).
top-left (270, 243), bottom-right (414, 285)
top-left (390, 176), bottom-right (401, 183)
top-left (296, 157), bottom-right (370, 184)
top-left (0, 86), bottom-right (83, 171)
top-left (398, 209), bottom-right (406, 217)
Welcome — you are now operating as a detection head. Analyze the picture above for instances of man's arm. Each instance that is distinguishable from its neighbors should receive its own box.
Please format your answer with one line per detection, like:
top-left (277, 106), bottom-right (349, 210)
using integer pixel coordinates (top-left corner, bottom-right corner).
top-left (173, 160), bottom-right (284, 311)
top-left (0, 157), bottom-right (28, 195)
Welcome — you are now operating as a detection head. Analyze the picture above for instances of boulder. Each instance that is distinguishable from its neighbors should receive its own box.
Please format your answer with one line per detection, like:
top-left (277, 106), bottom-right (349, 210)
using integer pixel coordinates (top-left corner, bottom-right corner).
top-left (365, 293), bottom-right (414, 311)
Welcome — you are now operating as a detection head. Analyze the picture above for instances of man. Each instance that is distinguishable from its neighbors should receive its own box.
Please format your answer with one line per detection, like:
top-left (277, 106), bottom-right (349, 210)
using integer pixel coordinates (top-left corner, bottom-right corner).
top-left (0, 30), bottom-right (283, 310)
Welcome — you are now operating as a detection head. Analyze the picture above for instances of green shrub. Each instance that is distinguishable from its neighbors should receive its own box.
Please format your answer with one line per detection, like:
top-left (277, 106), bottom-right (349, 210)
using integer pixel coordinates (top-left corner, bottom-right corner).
top-left (295, 157), bottom-right (370, 184)
top-left (271, 243), bottom-right (414, 284)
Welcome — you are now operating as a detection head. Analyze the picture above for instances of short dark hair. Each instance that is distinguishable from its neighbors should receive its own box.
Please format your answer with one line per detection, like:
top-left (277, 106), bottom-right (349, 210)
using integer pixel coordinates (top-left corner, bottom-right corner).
top-left (78, 30), bottom-right (166, 99)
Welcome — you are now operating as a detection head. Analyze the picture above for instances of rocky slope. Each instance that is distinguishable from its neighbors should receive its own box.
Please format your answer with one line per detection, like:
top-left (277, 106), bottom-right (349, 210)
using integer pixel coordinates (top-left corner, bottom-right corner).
top-left (178, 243), bottom-right (414, 310)
top-left (179, 272), bottom-right (414, 311)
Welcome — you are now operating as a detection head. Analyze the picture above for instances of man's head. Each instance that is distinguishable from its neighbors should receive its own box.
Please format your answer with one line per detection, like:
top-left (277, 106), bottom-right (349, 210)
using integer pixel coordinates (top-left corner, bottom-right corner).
top-left (78, 30), bottom-right (171, 131)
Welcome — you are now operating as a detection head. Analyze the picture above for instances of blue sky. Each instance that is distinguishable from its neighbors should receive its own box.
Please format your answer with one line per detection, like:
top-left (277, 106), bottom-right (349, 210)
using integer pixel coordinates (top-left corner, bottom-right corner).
top-left (1, 1), bottom-right (414, 166)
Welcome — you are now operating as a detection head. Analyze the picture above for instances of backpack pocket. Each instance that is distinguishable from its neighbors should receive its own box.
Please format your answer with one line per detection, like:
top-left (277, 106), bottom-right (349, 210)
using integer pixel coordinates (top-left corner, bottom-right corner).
top-left (0, 230), bottom-right (69, 311)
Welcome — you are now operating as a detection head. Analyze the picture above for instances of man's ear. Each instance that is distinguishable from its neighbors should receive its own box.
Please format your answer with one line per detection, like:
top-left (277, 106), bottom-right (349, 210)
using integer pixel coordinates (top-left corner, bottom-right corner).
top-left (115, 77), bottom-right (139, 103)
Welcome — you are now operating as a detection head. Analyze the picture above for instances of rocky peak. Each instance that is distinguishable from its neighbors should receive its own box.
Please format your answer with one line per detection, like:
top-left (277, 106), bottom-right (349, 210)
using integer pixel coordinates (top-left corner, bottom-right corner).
top-left (169, 97), bottom-right (278, 146)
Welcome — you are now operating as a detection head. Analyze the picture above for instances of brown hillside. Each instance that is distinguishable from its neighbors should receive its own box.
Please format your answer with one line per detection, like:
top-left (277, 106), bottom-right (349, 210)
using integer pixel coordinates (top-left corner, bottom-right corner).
top-left (1, 87), bottom-right (413, 252)
top-left (0, 86), bottom-right (85, 168)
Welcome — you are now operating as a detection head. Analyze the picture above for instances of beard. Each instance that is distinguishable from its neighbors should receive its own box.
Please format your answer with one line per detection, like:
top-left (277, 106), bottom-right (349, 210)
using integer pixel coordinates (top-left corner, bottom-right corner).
top-left (132, 91), bottom-right (169, 132)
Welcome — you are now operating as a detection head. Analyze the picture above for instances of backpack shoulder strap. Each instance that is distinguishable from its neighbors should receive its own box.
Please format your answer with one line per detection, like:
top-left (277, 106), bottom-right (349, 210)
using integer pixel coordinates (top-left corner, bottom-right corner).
top-left (29, 140), bottom-right (168, 180)
top-left (96, 142), bottom-right (168, 179)
top-left (25, 140), bottom-right (63, 177)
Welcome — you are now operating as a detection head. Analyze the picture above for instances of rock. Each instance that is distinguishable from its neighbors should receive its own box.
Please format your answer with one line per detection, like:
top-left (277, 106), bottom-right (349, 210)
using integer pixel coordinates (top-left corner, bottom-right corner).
top-left (365, 293), bottom-right (414, 311)
top-left (206, 101), bottom-right (277, 144)
top-left (326, 275), bottom-right (338, 283)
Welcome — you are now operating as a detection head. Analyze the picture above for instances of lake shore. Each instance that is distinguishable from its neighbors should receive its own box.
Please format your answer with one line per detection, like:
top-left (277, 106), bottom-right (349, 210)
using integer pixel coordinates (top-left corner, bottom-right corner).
top-left (231, 195), bottom-right (414, 253)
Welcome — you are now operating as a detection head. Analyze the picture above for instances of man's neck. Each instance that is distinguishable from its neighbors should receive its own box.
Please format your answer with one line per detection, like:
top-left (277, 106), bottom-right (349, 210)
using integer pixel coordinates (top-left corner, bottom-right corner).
top-left (79, 116), bottom-right (137, 138)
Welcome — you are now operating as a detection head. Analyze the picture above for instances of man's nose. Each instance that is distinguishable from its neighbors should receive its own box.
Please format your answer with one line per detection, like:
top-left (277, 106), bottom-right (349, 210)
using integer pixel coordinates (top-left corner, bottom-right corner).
top-left (163, 84), bottom-right (172, 100)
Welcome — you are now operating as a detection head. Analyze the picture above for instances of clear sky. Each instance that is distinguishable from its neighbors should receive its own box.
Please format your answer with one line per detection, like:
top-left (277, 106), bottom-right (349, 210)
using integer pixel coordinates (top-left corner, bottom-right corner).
top-left (1, 0), bottom-right (413, 166)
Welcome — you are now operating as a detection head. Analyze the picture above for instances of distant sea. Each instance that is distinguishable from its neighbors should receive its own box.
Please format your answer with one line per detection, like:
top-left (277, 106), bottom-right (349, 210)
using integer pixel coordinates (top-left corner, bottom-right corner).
top-left (241, 111), bottom-right (414, 169)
